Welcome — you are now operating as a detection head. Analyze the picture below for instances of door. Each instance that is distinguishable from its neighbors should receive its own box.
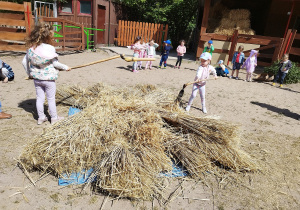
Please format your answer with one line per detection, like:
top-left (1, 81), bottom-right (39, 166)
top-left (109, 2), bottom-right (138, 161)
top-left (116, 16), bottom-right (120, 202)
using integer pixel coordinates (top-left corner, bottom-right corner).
top-left (97, 5), bottom-right (105, 44)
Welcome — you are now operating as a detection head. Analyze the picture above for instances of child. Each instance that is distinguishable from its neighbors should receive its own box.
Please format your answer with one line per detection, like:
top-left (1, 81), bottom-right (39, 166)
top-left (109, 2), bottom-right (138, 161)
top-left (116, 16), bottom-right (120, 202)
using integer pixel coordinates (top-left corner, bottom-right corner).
top-left (129, 36), bottom-right (145, 73)
top-left (145, 39), bottom-right (159, 70)
top-left (138, 42), bottom-right (147, 70)
top-left (22, 22), bottom-right (70, 125)
top-left (242, 49), bottom-right (258, 82)
top-left (174, 40), bottom-right (186, 69)
top-left (185, 52), bottom-right (217, 114)
top-left (215, 60), bottom-right (229, 77)
top-left (159, 40), bottom-right (172, 69)
top-left (0, 59), bottom-right (14, 83)
top-left (0, 100), bottom-right (12, 119)
top-left (272, 54), bottom-right (292, 88)
top-left (203, 40), bottom-right (214, 56)
top-left (230, 45), bottom-right (245, 80)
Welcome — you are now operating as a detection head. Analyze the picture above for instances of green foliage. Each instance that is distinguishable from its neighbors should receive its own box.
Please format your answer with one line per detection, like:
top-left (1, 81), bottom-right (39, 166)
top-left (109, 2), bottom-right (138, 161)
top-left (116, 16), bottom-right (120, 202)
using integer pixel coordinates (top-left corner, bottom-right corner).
top-left (117, 0), bottom-right (198, 47)
top-left (264, 61), bottom-right (300, 84)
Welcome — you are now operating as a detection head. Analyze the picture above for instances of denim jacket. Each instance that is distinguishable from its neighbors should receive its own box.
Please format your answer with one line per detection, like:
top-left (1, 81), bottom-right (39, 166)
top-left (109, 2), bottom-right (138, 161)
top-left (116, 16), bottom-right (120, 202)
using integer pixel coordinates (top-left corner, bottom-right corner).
top-left (232, 51), bottom-right (245, 64)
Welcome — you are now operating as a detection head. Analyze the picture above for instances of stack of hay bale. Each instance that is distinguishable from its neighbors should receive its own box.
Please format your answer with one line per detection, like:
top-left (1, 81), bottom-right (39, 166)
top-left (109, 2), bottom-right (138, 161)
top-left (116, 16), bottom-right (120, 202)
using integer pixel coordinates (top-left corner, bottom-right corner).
top-left (214, 9), bottom-right (255, 36)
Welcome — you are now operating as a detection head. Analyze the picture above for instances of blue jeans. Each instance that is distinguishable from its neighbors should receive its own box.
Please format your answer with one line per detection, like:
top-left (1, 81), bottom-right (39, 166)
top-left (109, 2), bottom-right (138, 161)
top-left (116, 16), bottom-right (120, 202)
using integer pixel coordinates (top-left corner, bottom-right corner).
top-left (273, 70), bottom-right (287, 84)
top-left (159, 54), bottom-right (168, 67)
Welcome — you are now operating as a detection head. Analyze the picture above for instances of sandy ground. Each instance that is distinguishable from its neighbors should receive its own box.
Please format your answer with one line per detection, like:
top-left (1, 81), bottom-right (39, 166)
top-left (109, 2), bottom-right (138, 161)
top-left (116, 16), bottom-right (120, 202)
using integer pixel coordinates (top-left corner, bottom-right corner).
top-left (0, 48), bottom-right (300, 210)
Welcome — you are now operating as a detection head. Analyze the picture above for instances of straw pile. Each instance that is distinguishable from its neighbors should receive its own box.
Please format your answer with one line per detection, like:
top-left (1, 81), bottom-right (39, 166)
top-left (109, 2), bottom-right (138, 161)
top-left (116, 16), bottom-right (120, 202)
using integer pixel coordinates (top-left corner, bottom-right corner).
top-left (19, 83), bottom-right (258, 200)
top-left (212, 8), bottom-right (255, 36)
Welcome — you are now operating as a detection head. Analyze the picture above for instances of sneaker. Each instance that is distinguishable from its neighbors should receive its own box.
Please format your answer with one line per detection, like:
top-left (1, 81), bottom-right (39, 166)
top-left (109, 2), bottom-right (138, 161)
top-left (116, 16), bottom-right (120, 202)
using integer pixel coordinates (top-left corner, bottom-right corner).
top-left (229, 76), bottom-right (232, 79)
top-left (202, 107), bottom-right (207, 114)
top-left (132, 69), bottom-right (139, 73)
top-left (174, 66), bottom-right (177, 69)
top-left (37, 117), bottom-right (48, 125)
top-left (163, 67), bottom-right (166, 69)
top-left (178, 66), bottom-right (181, 69)
top-left (272, 83), bottom-right (275, 86)
top-left (185, 105), bottom-right (191, 112)
top-left (235, 77), bottom-right (239, 80)
top-left (51, 116), bottom-right (64, 125)
top-left (280, 84), bottom-right (283, 88)
top-left (158, 66), bottom-right (161, 69)
top-left (149, 68), bottom-right (152, 70)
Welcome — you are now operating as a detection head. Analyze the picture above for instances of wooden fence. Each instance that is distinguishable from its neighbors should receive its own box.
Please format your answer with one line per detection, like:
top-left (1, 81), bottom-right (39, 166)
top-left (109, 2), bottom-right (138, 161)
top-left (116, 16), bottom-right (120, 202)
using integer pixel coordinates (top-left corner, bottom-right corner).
top-left (0, 1), bottom-right (34, 52)
top-left (198, 31), bottom-right (284, 67)
top-left (40, 17), bottom-right (85, 51)
top-left (116, 20), bottom-right (168, 49)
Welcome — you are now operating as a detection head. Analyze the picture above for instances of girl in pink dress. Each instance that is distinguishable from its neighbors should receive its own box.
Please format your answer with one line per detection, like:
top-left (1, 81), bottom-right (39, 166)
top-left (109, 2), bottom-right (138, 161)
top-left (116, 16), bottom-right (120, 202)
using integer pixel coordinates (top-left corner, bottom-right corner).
top-left (242, 50), bottom-right (258, 82)
top-left (174, 40), bottom-right (186, 69)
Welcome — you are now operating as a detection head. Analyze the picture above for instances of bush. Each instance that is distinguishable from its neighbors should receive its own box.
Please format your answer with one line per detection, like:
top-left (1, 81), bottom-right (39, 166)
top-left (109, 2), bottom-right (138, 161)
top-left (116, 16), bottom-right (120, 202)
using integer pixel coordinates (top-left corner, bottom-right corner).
top-left (264, 61), bottom-right (300, 84)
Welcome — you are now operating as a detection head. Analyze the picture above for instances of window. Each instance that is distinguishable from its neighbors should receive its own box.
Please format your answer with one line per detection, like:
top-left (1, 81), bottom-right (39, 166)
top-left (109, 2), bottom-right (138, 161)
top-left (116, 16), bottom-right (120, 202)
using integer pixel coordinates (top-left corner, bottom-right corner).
top-left (60, 0), bottom-right (73, 14)
top-left (78, 0), bottom-right (92, 15)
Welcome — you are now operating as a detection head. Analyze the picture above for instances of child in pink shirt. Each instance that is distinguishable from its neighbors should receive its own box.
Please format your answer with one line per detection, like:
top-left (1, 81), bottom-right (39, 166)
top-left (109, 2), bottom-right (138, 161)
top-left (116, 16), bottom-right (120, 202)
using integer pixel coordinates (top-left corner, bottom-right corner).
top-left (185, 52), bottom-right (217, 114)
top-left (174, 40), bottom-right (186, 69)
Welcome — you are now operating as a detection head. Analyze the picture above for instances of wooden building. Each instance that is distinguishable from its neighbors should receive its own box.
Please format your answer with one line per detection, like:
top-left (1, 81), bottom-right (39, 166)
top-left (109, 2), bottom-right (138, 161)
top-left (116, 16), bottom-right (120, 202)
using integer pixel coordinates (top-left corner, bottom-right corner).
top-left (57, 0), bottom-right (120, 46)
top-left (197, 0), bottom-right (300, 63)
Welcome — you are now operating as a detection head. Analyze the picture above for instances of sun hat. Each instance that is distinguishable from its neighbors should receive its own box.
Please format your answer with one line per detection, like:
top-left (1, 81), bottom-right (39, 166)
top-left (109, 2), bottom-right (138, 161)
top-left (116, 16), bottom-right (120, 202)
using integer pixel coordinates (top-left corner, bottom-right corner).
top-left (200, 52), bottom-right (212, 60)
top-left (208, 40), bottom-right (213, 44)
top-left (164, 40), bottom-right (171, 45)
top-left (218, 60), bottom-right (223, 64)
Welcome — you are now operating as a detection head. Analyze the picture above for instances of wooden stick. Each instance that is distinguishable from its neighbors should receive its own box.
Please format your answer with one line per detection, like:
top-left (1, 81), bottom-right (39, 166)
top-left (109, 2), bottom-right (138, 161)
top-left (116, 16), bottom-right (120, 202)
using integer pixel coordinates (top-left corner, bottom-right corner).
top-left (71, 55), bottom-right (121, 69)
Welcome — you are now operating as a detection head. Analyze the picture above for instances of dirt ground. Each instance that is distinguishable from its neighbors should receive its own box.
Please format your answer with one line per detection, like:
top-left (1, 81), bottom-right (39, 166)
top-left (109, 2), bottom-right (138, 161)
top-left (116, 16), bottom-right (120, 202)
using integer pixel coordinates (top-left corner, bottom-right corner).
top-left (0, 49), bottom-right (299, 210)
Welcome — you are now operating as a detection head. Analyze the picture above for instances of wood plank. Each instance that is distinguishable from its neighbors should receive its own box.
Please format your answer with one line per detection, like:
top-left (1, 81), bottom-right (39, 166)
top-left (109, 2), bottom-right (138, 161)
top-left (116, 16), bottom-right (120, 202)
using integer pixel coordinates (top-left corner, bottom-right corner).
top-left (0, 31), bottom-right (26, 41)
top-left (200, 0), bottom-right (211, 35)
top-left (280, 29), bottom-right (292, 57)
top-left (0, 13), bottom-right (24, 20)
top-left (163, 24), bottom-right (168, 43)
top-left (132, 21), bottom-right (137, 44)
top-left (286, 30), bottom-right (297, 54)
top-left (153, 23), bottom-right (158, 42)
top-left (237, 37), bottom-right (276, 45)
top-left (121, 20), bottom-right (125, 46)
top-left (289, 47), bottom-right (300, 56)
top-left (117, 20), bottom-right (121, 46)
top-left (53, 42), bottom-right (81, 47)
top-left (158, 24), bottom-right (163, 48)
top-left (228, 30), bottom-right (239, 64)
top-left (243, 44), bottom-right (278, 54)
top-left (0, 1), bottom-right (24, 12)
top-left (0, 45), bottom-right (26, 52)
top-left (0, 27), bottom-right (25, 33)
top-left (295, 33), bottom-right (300, 40)
top-left (272, 39), bottom-right (283, 62)
top-left (149, 23), bottom-right (154, 41)
top-left (258, 61), bottom-right (271, 67)
top-left (124, 20), bottom-right (128, 46)
top-left (238, 34), bottom-right (282, 42)
top-left (64, 31), bottom-right (82, 35)
top-left (213, 49), bottom-right (229, 54)
top-left (0, 18), bottom-right (26, 27)
top-left (24, 2), bottom-right (34, 35)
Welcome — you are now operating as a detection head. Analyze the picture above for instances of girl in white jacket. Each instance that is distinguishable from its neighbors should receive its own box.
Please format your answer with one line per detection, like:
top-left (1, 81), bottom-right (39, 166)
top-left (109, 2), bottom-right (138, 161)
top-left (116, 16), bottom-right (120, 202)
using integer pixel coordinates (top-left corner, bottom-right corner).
top-left (22, 22), bottom-right (70, 125)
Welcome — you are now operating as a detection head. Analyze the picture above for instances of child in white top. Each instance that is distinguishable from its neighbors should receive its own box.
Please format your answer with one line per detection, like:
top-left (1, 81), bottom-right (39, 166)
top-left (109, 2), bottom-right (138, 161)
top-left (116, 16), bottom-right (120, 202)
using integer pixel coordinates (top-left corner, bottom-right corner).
top-left (185, 52), bottom-right (217, 114)
top-left (145, 39), bottom-right (159, 70)
top-left (22, 22), bottom-right (70, 125)
top-left (129, 36), bottom-right (146, 73)
top-left (174, 40), bottom-right (186, 69)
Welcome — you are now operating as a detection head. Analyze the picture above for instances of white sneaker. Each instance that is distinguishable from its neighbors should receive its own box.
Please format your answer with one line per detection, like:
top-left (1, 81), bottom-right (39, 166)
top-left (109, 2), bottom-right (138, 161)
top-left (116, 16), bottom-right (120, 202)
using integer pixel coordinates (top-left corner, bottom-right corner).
top-left (202, 107), bottom-right (207, 114)
top-left (229, 76), bottom-right (232, 79)
top-left (185, 105), bottom-right (191, 112)
top-left (51, 116), bottom-right (64, 125)
top-left (235, 77), bottom-right (239, 80)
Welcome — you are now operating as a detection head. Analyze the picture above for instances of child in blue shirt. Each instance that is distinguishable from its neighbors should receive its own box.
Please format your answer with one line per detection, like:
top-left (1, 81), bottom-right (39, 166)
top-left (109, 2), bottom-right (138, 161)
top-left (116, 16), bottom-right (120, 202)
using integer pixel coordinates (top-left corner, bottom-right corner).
top-left (159, 40), bottom-right (173, 69)
top-left (0, 59), bottom-right (14, 83)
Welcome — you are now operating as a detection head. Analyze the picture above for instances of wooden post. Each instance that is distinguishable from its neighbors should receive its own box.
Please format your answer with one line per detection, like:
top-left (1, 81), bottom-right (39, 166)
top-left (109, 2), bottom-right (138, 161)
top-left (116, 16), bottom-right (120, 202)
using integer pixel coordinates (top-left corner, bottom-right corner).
top-left (24, 2), bottom-right (33, 35)
top-left (272, 38), bottom-right (283, 62)
top-left (196, 0), bottom-right (211, 59)
top-left (286, 29), bottom-right (297, 54)
top-left (228, 30), bottom-right (239, 65)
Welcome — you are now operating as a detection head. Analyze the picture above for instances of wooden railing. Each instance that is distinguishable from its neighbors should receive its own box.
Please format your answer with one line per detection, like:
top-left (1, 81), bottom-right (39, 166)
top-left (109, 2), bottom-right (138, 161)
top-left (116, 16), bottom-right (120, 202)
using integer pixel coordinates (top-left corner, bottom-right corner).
top-left (40, 17), bottom-right (85, 51)
top-left (198, 31), bottom-right (284, 66)
top-left (116, 20), bottom-right (168, 49)
top-left (0, 1), bottom-right (34, 52)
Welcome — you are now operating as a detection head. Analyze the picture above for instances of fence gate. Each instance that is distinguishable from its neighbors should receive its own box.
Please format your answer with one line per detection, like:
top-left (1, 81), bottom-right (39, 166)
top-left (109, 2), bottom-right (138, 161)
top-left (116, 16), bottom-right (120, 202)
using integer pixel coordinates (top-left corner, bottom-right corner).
top-left (116, 20), bottom-right (168, 49)
top-left (34, 1), bottom-right (56, 24)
